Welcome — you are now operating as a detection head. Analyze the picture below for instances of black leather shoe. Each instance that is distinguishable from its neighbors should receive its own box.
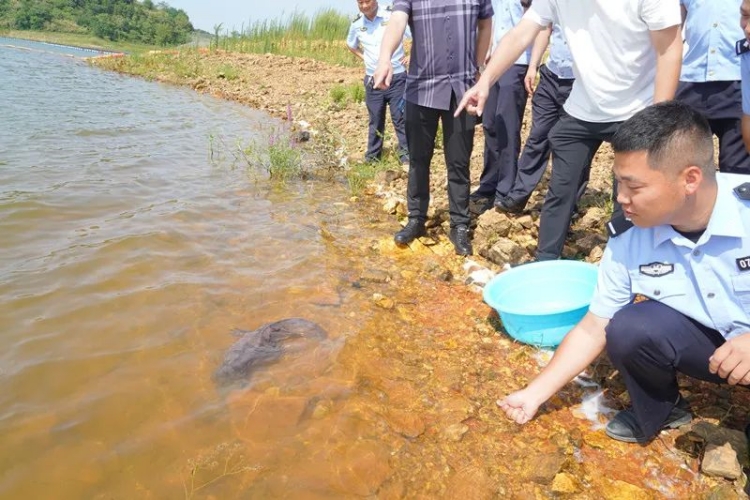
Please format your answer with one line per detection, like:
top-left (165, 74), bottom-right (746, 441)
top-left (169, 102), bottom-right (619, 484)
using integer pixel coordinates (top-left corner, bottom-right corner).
top-left (605, 397), bottom-right (692, 443)
top-left (394, 220), bottom-right (426, 245)
top-left (494, 196), bottom-right (526, 215)
top-left (469, 196), bottom-right (495, 215)
top-left (449, 225), bottom-right (473, 256)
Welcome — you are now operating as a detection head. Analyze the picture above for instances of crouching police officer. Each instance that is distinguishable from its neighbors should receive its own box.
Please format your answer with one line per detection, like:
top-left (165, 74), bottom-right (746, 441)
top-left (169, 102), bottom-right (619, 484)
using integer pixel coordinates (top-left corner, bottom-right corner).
top-left (346, 0), bottom-right (410, 164)
top-left (499, 101), bottom-right (750, 443)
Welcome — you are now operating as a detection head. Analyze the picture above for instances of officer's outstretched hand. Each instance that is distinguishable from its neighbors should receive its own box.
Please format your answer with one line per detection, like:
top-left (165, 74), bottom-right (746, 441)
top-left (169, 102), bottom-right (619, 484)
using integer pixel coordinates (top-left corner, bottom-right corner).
top-left (373, 60), bottom-right (393, 90)
top-left (455, 81), bottom-right (490, 117)
top-left (709, 333), bottom-right (750, 385)
top-left (497, 389), bottom-right (542, 424)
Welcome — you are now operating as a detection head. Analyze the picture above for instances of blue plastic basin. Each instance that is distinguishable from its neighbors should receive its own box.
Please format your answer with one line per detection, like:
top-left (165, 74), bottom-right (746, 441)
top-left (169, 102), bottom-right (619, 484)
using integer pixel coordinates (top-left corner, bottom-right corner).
top-left (483, 260), bottom-right (599, 347)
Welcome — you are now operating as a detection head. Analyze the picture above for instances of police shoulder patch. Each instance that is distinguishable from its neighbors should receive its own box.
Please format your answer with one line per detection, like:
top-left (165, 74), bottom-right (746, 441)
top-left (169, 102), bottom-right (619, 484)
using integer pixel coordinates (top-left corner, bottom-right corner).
top-left (734, 182), bottom-right (750, 201)
top-left (639, 262), bottom-right (674, 277)
top-left (606, 215), bottom-right (634, 238)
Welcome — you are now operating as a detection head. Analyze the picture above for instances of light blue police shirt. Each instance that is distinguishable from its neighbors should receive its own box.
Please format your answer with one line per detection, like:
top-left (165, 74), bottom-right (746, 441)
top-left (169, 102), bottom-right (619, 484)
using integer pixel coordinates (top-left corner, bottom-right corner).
top-left (742, 51), bottom-right (750, 114)
top-left (680, 0), bottom-right (742, 82)
top-left (491, 0), bottom-right (531, 65)
top-left (346, 5), bottom-right (410, 77)
top-left (589, 173), bottom-right (750, 340)
top-left (545, 24), bottom-right (574, 80)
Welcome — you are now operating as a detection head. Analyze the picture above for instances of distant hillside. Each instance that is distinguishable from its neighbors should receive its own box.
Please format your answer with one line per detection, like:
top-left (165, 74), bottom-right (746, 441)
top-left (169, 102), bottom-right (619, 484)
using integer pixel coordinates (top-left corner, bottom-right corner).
top-left (0, 0), bottom-right (194, 46)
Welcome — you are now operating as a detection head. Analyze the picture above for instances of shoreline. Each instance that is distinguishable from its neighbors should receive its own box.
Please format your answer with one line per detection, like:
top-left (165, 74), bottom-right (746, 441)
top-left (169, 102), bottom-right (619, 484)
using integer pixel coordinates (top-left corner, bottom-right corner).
top-left (89, 48), bottom-right (750, 497)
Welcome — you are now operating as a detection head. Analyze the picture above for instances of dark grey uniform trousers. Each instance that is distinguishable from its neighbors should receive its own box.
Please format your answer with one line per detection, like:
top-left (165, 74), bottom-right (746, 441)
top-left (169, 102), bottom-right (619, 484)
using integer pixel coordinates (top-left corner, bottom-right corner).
top-left (506, 65), bottom-right (574, 205)
top-left (404, 93), bottom-right (475, 228)
top-left (676, 80), bottom-right (750, 174)
top-left (605, 300), bottom-right (738, 440)
top-left (536, 115), bottom-right (622, 260)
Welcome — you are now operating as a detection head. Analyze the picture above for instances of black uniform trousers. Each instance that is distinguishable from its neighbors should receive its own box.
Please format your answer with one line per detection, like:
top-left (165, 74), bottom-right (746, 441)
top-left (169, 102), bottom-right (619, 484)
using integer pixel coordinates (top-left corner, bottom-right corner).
top-left (605, 300), bottom-right (739, 440)
top-left (506, 65), bottom-right (574, 205)
top-left (536, 115), bottom-right (622, 260)
top-left (365, 72), bottom-right (409, 163)
top-left (474, 64), bottom-right (529, 200)
top-left (675, 80), bottom-right (750, 174)
top-left (405, 93), bottom-right (475, 228)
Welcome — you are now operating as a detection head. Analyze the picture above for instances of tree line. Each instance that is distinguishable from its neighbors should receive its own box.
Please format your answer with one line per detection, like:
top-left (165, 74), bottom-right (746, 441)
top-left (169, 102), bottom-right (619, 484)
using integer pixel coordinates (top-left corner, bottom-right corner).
top-left (0, 0), bottom-right (194, 46)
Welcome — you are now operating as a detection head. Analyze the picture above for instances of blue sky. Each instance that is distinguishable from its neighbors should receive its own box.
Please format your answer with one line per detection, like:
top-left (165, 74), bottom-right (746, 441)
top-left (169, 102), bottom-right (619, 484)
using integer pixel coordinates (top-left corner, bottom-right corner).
top-left (168, 0), bottom-right (357, 32)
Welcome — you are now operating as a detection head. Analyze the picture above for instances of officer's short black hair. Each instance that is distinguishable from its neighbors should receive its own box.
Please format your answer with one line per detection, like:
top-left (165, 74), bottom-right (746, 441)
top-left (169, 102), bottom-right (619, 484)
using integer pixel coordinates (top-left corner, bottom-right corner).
top-left (611, 100), bottom-right (715, 177)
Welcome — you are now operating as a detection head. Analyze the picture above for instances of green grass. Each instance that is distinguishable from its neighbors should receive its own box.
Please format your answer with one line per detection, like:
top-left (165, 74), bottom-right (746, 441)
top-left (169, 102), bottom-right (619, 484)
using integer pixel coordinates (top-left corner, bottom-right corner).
top-left (329, 82), bottom-right (365, 108)
top-left (346, 154), bottom-right (402, 194)
top-left (241, 129), bottom-right (304, 182)
top-left (210, 9), bottom-right (359, 67)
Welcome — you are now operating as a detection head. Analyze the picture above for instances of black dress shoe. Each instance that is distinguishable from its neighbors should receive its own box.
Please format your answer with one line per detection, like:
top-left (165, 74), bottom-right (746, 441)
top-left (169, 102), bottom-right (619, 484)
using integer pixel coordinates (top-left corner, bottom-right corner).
top-left (469, 196), bottom-right (495, 215)
top-left (494, 196), bottom-right (526, 215)
top-left (605, 396), bottom-right (692, 443)
top-left (394, 220), bottom-right (426, 245)
top-left (449, 225), bottom-right (473, 256)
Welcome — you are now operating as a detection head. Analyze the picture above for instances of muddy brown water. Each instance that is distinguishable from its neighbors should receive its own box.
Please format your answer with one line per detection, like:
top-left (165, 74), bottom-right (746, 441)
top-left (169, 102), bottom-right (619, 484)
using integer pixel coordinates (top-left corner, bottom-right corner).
top-left (1, 40), bottom-right (741, 499)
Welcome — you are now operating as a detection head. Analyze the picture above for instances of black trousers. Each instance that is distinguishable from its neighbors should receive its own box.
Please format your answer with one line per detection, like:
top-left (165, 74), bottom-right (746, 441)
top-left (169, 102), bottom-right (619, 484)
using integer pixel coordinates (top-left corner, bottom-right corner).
top-left (537, 115), bottom-right (621, 260)
top-left (474, 64), bottom-right (529, 200)
top-left (676, 80), bottom-right (750, 174)
top-left (507, 65), bottom-right (574, 205)
top-left (365, 72), bottom-right (408, 163)
top-left (405, 94), bottom-right (475, 227)
top-left (605, 300), bottom-right (737, 440)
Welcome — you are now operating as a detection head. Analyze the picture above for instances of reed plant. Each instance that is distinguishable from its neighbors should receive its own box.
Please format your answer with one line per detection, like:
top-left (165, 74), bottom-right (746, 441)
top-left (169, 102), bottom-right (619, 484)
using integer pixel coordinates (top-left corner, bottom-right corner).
top-left (211, 9), bottom-right (358, 67)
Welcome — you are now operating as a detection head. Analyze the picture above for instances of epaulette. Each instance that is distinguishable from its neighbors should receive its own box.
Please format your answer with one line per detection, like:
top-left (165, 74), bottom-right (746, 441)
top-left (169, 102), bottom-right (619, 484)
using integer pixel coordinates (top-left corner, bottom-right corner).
top-left (352, 13), bottom-right (362, 23)
top-left (606, 214), bottom-right (634, 238)
top-left (736, 38), bottom-right (750, 56)
top-left (735, 181), bottom-right (750, 200)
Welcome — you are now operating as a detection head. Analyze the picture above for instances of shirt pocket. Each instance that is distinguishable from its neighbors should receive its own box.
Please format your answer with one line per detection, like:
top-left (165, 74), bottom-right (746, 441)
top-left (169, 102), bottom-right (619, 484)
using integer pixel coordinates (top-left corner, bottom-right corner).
top-left (631, 277), bottom-right (686, 302)
top-left (732, 274), bottom-right (750, 310)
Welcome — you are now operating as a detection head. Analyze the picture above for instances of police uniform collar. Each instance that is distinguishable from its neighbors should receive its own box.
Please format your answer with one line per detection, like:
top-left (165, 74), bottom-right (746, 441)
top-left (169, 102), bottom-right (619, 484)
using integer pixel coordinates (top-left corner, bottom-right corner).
top-left (652, 174), bottom-right (743, 248)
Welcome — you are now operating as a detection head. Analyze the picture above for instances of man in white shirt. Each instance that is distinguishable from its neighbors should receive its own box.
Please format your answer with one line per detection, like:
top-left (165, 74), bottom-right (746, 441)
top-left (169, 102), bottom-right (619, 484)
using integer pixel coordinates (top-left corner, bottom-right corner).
top-left (457, 0), bottom-right (683, 261)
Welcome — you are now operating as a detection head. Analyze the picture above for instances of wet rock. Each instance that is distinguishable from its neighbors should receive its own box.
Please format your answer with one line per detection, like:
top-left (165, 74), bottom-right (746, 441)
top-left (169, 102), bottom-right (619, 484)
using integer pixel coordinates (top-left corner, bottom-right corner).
top-left (418, 235), bottom-right (439, 246)
top-left (704, 484), bottom-right (743, 500)
top-left (442, 423), bottom-right (469, 442)
top-left (386, 409), bottom-right (425, 438)
top-left (437, 268), bottom-right (453, 282)
top-left (701, 442), bottom-right (742, 480)
top-left (598, 479), bottom-right (651, 500)
top-left (382, 198), bottom-right (402, 215)
top-left (575, 232), bottom-right (607, 254)
top-left (372, 293), bottom-right (395, 309)
top-left (588, 245), bottom-right (605, 263)
top-left (691, 422), bottom-right (749, 467)
top-left (445, 466), bottom-right (495, 500)
top-left (583, 431), bottom-right (610, 450)
top-left (214, 318), bottom-right (327, 386)
top-left (577, 207), bottom-right (608, 230)
top-left (484, 238), bottom-right (526, 265)
top-left (360, 269), bottom-right (391, 283)
top-left (551, 472), bottom-right (581, 494)
top-left (331, 440), bottom-right (393, 496)
top-left (476, 210), bottom-right (513, 237)
top-left (524, 452), bottom-right (567, 484)
top-left (374, 169), bottom-right (404, 185)
top-left (516, 214), bottom-right (535, 229)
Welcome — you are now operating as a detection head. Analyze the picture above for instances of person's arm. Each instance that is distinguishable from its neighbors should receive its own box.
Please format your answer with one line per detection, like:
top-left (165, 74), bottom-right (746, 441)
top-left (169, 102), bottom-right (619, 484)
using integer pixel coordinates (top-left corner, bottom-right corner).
top-left (650, 25), bottom-right (683, 102)
top-left (476, 17), bottom-right (493, 69)
top-left (373, 11), bottom-right (409, 89)
top-left (498, 312), bottom-right (610, 424)
top-left (348, 45), bottom-right (365, 62)
top-left (455, 17), bottom-right (543, 116)
top-left (524, 24), bottom-right (552, 94)
top-left (743, 115), bottom-right (750, 153)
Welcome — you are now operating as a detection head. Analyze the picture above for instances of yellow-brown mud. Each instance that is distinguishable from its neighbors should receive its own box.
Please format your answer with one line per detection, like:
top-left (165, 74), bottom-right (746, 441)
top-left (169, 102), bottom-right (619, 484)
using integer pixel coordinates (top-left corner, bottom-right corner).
top-left (92, 49), bottom-right (750, 498)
